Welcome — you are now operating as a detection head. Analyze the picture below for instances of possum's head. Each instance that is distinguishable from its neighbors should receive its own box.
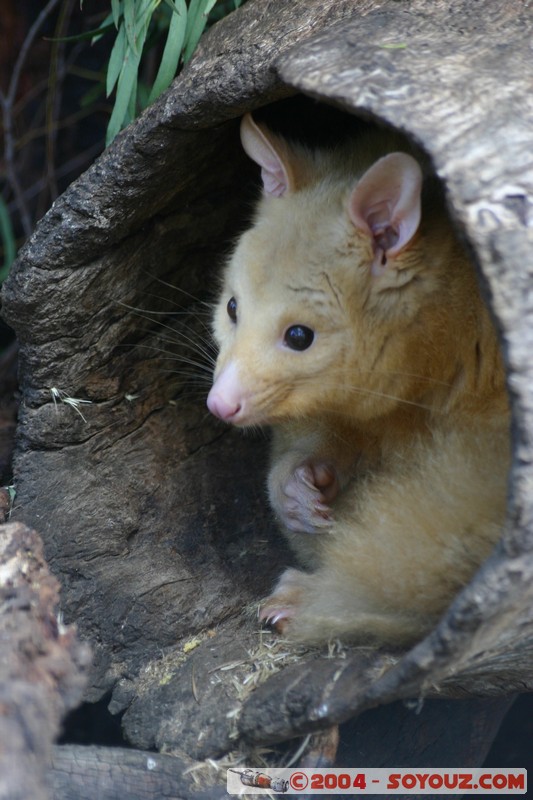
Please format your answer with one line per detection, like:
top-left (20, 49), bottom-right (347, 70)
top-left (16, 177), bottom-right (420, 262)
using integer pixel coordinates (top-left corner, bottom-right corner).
top-left (207, 113), bottom-right (468, 427)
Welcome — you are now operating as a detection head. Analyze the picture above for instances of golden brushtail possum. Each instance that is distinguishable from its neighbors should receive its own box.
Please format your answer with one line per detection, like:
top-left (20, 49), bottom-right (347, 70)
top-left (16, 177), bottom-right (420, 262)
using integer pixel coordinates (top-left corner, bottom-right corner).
top-left (207, 112), bottom-right (509, 646)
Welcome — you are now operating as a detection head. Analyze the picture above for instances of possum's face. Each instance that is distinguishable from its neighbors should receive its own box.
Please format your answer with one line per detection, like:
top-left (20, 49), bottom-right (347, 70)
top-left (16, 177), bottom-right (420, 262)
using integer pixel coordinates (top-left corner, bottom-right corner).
top-left (209, 196), bottom-right (361, 426)
top-left (207, 114), bottom-right (450, 428)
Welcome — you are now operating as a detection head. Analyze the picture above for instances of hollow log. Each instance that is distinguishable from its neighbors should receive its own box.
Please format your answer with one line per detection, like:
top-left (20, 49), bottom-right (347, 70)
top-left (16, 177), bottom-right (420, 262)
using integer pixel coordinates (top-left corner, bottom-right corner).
top-left (1, 0), bottom-right (532, 793)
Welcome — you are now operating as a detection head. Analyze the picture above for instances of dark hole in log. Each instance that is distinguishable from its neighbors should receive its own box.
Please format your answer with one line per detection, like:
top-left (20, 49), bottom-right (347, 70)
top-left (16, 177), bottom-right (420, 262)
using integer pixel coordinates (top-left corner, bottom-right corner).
top-left (484, 694), bottom-right (533, 772)
top-left (58, 694), bottom-right (129, 749)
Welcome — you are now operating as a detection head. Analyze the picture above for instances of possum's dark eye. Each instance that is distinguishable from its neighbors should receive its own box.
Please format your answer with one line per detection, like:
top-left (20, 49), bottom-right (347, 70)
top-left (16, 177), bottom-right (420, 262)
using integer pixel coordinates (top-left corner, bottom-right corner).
top-left (227, 296), bottom-right (237, 323)
top-left (284, 325), bottom-right (314, 351)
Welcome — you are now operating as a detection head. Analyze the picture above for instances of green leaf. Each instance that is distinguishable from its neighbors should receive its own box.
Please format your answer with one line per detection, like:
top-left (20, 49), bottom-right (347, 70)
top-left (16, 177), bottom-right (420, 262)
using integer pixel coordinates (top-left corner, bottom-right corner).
top-left (183, 0), bottom-right (200, 39)
top-left (183, 0), bottom-right (218, 63)
top-left (104, 0), bottom-right (237, 146)
top-left (183, 0), bottom-right (207, 49)
top-left (0, 198), bottom-right (16, 284)
top-left (44, 20), bottom-right (115, 43)
top-left (148, 0), bottom-right (187, 103)
top-left (106, 22), bottom-right (126, 97)
top-left (106, 0), bottom-right (157, 144)
top-left (124, 0), bottom-right (138, 53)
top-left (111, 0), bottom-right (122, 29)
top-left (133, 0), bottom-right (154, 58)
top-left (106, 43), bottom-right (143, 145)
top-left (92, 14), bottom-right (117, 44)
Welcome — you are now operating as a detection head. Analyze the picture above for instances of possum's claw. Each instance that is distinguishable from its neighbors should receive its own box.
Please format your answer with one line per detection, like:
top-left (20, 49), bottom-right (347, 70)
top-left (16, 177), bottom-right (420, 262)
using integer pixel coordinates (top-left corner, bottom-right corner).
top-left (259, 605), bottom-right (294, 634)
top-left (259, 567), bottom-right (306, 633)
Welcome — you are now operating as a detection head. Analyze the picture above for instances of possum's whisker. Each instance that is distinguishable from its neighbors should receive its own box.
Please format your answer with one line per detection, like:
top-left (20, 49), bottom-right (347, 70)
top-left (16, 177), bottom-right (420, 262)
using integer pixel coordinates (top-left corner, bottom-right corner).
top-left (118, 300), bottom-right (214, 347)
top-left (142, 293), bottom-right (212, 317)
top-left (151, 356), bottom-right (213, 375)
top-left (139, 332), bottom-right (216, 362)
top-left (118, 307), bottom-right (217, 363)
top-left (308, 363), bottom-right (454, 390)
top-left (332, 388), bottom-right (431, 412)
top-left (140, 271), bottom-right (213, 311)
top-left (347, 368), bottom-right (454, 388)
top-left (287, 375), bottom-right (433, 412)
top-left (117, 301), bottom-right (204, 332)
top-left (302, 364), bottom-right (488, 401)
top-left (158, 373), bottom-right (213, 393)
top-left (167, 367), bottom-right (212, 381)
top-left (118, 304), bottom-right (192, 317)
top-left (114, 341), bottom-right (216, 372)
top-left (158, 358), bottom-right (212, 373)
top-left (163, 335), bottom-right (216, 363)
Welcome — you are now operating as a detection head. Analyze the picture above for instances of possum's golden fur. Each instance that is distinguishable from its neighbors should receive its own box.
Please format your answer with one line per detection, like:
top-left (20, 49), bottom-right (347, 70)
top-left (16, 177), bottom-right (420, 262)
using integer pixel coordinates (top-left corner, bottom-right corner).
top-left (208, 114), bottom-right (509, 646)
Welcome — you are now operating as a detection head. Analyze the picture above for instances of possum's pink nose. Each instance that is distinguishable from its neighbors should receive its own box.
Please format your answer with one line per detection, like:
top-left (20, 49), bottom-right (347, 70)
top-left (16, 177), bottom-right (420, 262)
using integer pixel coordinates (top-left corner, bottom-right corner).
top-left (207, 392), bottom-right (241, 421)
top-left (207, 361), bottom-right (244, 422)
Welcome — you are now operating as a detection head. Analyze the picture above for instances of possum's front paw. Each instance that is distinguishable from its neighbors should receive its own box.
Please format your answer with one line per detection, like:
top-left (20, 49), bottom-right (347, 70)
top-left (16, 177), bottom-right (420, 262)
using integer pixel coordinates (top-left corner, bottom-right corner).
top-left (272, 461), bottom-right (339, 534)
top-left (259, 568), bottom-right (307, 634)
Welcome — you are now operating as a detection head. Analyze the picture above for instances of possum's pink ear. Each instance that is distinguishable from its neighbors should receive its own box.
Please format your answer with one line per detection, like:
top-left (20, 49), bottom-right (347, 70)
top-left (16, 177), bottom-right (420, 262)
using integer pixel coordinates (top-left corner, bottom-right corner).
top-left (348, 153), bottom-right (423, 276)
top-left (240, 113), bottom-right (294, 197)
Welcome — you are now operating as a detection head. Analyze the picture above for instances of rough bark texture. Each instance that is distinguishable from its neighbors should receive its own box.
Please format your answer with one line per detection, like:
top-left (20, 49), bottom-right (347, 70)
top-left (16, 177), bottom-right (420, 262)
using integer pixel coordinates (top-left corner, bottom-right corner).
top-left (0, 523), bottom-right (90, 800)
top-left (48, 695), bottom-right (513, 800)
top-left (1, 0), bottom-right (532, 795)
top-left (49, 745), bottom-right (225, 800)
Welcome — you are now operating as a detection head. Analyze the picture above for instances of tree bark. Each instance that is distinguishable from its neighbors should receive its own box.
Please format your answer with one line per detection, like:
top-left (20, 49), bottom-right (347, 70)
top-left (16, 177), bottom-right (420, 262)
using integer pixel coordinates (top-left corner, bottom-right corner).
top-left (0, 523), bottom-right (89, 800)
top-left (49, 745), bottom-right (226, 800)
